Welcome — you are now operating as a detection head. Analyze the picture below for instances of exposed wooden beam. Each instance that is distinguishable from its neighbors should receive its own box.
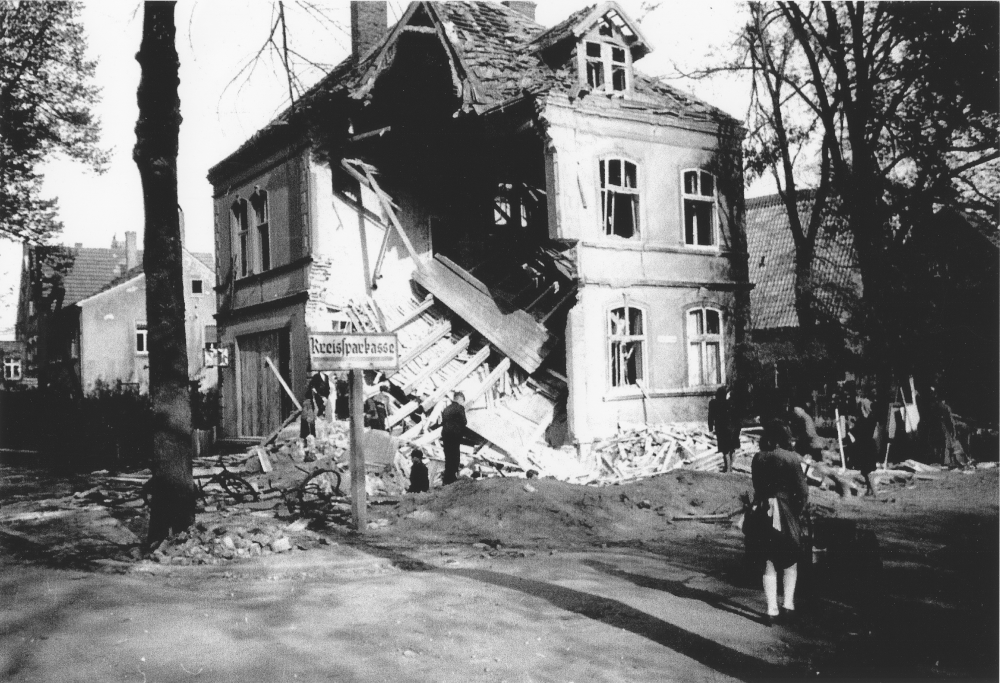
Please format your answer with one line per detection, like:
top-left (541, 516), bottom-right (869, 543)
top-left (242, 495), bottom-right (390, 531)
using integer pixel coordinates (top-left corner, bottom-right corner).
top-left (393, 322), bottom-right (451, 372)
top-left (401, 335), bottom-right (471, 394)
top-left (421, 346), bottom-right (491, 411)
top-left (463, 357), bottom-right (511, 406)
top-left (265, 356), bottom-right (301, 411)
top-left (389, 294), bottom-right (434, 333)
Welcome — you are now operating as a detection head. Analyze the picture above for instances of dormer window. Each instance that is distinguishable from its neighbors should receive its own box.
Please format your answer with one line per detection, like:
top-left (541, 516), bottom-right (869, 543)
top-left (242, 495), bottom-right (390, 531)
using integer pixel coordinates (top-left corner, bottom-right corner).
top-left (579, 16), bottom-right (632, 95)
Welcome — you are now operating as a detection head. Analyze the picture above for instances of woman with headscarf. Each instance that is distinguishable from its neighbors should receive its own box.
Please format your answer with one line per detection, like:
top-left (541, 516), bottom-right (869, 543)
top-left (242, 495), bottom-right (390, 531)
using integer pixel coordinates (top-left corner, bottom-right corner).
top-left (745, 419), bottom-right (809, 625)
top-left (708, 385), bottom-right (739, 473)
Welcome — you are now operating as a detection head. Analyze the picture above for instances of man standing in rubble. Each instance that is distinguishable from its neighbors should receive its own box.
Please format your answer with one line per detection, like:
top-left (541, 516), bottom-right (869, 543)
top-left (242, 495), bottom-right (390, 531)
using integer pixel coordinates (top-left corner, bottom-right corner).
top-left (441, 391), bottom-right (467, 485)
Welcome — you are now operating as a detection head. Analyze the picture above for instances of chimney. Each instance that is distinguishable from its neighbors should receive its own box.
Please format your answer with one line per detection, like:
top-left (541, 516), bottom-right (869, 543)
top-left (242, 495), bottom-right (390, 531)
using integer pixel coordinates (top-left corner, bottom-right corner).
top-left (125, 231), bottom-right (138, 271)
top-left (351, 1), bottom-right (388, 61)
top-left (503, 1), bottom-right (536, 20)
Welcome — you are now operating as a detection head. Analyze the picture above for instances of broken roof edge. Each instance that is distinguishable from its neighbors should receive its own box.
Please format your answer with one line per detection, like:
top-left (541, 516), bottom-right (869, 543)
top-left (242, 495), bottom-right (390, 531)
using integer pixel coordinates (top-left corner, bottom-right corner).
top-left (540, 90), bottom-right (744, 136)
top-left (529, 2), bottom-right (652, 59)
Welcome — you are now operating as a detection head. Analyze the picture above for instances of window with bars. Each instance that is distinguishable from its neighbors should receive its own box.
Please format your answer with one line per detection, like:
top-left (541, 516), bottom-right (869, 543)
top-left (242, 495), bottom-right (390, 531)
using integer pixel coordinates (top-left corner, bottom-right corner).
top-left (687, 307), bottom-right (723, 386)
top-left (600, 158), bottom-right (639, 238)
top-left (609, 305), bottom-right (646, 388)
top-left (682, 170), bottom-right (717, 247)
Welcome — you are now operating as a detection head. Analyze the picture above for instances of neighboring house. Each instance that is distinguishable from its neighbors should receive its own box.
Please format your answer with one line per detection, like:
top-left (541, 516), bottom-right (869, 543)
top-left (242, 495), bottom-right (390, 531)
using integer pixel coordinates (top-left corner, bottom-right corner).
top-left (1, 339), bottom-right (25, 385)
top-left (75, 249), bottom-right (217, 394)
top-left (745, 191), bottom-right (862, 401)
top-left (15, 231), bottom-right (216, 395)
top-left (208, 1), bottom-right (748, 446)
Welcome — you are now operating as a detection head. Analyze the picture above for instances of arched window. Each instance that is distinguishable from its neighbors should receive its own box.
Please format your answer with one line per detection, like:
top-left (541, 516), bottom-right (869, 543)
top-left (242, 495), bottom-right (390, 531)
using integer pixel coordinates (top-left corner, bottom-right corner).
top-left (250, 188), bottom-right (271, 273)
top-left (608, 305), bottom-right (646, 388)
top-left (231, 199), bottom-right (249, 278)
top-left (687, 306), bottom-right (724, 386)
top-left (600, 158), bottom-right (639, 238)
top-left (682, 169), bottom-right (717, 247)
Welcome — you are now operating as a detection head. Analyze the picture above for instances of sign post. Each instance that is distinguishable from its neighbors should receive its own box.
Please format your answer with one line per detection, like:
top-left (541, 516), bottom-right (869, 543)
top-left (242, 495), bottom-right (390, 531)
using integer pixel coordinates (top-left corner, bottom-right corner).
top-left (308, 332), bottom-right (398, 532)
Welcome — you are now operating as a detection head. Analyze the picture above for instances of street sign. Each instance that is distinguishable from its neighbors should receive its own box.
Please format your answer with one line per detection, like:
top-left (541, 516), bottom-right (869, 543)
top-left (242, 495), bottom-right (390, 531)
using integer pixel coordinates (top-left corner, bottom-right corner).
top-left (308, 332), bottom-right (399, 371)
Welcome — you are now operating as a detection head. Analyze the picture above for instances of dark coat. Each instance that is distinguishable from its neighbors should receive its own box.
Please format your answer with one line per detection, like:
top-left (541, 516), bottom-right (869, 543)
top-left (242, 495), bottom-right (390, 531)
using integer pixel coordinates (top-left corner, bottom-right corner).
top-left (441, 402), bottom-right (467, 441)
top-left (708, 390), bottom-right (739, 453)
top-left (408, 460), bottom-right (429, 493)
top-left (747, 446), bottom-right (809, 569)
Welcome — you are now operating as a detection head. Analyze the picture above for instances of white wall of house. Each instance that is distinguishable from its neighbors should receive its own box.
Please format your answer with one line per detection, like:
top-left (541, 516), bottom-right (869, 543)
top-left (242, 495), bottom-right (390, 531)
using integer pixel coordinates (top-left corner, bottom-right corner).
top-left (543, 98), bottom-right (742, 442)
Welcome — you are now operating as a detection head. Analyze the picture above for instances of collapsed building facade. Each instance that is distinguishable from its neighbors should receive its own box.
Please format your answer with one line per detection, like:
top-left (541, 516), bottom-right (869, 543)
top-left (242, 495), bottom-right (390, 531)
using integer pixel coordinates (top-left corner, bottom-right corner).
top-left (207, 1), bottom-right (749, 456)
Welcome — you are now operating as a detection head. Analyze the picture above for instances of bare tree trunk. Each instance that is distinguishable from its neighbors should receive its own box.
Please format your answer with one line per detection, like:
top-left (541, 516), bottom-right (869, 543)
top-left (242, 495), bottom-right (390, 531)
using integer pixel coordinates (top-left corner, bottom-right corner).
top-left (133, 1), bottom-right (195, 544)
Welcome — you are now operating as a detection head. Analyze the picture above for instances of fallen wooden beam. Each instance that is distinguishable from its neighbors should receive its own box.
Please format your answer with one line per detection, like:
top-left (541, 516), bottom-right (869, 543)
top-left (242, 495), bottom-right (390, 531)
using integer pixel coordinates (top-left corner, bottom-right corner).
top-left (421, 346), bottom-right (491, 411)
top-left (393, 322), bottom-right (451, 372)
top-left (265, 356), bottom-right (302, 411)
top-left (389, 294), bottom-right (434, 333)
top-left (463, 357), bottom-right (511, 406)
top-left (260, 409), bottom-right (302, 447)
top-left (401, 336), bottom-right (471, 394)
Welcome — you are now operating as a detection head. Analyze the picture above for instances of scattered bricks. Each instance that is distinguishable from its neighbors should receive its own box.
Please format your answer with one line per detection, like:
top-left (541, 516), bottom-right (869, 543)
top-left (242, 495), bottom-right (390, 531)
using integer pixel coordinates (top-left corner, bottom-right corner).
top-left (638, 499), bottom-right (653, 509)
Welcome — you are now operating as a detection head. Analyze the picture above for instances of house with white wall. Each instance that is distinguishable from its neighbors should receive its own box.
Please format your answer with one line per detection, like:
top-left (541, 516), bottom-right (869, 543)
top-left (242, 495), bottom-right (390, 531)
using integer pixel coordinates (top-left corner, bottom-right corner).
top-left (207, 1), bottom-right (748, 450)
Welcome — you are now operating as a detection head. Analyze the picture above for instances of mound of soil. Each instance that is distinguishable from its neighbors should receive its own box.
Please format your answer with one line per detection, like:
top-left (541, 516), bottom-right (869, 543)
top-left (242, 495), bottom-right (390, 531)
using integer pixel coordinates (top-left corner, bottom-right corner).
top-left (378, 470), bottom-right (753, 548)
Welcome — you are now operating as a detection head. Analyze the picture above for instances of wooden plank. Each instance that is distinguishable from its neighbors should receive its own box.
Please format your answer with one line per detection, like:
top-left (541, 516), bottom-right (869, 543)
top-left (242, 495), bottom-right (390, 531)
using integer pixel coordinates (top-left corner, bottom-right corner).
top-left (463, 357), bottom-right (511, 406)
top-left (421, 346), bottom-right (491, 411)
top-left (265, 356), bottom-right (302, 411)
top-left (402, 336), bottom-right (471, 394)
top-left (259, 409), bottom-right (301, 447)
top-left (412, 257), bottom-right (552, 373)
top-left (389, 294), bottom-right (434, 332)
top-left (385, 399), bottom-right (421, 430)
top-left (394, 322), bottom-right (451, 372)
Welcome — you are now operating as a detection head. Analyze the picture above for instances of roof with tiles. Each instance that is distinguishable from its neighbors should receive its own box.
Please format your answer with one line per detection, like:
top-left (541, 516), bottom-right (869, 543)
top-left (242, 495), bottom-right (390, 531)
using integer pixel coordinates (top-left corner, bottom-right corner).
top-left (34, 246), bottom-right (212, 308)
top-left (210, 1), bottom-right (737, 182)
top-left (746, 191), bottom-right (862, 331)
top-left (76, 251), bottom-right (214, 305)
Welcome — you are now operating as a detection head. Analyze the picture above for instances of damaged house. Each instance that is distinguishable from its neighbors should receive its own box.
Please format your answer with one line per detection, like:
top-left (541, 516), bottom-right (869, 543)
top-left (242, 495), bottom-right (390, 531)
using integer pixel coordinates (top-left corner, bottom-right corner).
top-left (207, 1), bottom-right (748, 453)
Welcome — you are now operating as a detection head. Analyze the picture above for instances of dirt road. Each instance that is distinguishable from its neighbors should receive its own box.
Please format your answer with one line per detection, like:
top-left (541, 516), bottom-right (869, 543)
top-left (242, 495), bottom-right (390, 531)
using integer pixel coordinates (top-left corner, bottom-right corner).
top-left (1, 466), bottom-right (997, 681)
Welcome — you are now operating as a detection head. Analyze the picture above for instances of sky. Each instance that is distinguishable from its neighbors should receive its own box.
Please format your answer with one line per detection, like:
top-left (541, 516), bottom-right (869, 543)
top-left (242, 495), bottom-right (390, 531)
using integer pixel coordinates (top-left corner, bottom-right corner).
top-left (0, 0), bottom-right (755, 337)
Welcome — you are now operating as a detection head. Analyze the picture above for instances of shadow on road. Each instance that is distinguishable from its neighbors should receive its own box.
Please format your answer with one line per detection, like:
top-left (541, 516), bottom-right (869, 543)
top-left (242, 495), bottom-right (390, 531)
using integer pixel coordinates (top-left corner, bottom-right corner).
top-left (445, 566), bottom-right (800, 682)
top-left (582, 559), bottom-right (769, 625)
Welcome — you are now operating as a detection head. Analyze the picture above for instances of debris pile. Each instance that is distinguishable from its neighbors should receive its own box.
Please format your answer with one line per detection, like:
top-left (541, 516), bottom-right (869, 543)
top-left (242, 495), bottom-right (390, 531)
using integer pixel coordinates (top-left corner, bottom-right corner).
top-left (147, 519), bottom-right (327, 566)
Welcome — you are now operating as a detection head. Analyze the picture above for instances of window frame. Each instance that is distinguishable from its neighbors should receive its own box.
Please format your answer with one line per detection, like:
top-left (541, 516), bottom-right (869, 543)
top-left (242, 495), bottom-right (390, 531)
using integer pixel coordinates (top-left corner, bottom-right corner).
top-left (191, 279), bottom-right (204, 295)
top-left (250, 188), bottom-right (271, 274)
top-left (599, 157), bottom-right (641, 239)
top-left (231, 198), bottom-right (250, 278)
top-left (135, 321), bottom-right (149, 356)
top-left (579, 22), bottom-right (633, 96)
top-left (607, 303), bottom-right (648, 392)
top-left (681, 169), bottom-right (719, 249)
top-left (3, 357), bottom-right (22, 381)
top-left (685, 305), bottom-right (725, 387)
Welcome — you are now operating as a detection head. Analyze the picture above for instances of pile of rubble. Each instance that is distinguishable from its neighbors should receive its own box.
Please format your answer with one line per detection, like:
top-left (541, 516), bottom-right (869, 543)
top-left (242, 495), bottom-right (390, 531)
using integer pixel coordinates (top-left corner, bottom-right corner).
top-left (147, 518), bottom-right (327, 566)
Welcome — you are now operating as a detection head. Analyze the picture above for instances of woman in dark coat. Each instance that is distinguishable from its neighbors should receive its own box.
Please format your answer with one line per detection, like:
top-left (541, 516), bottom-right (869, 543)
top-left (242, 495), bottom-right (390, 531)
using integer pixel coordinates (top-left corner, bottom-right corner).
top-left (849, 394), bottom-right (880, 496)
top-left (747, 419), bottom-right (809, 624)
top-left (708, 386), bottom-right (739, 473)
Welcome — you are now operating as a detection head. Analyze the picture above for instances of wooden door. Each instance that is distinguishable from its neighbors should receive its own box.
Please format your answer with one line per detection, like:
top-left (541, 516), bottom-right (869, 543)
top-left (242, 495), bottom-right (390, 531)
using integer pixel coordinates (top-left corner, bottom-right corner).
top-left (238, 329), bottom-right (289, 436)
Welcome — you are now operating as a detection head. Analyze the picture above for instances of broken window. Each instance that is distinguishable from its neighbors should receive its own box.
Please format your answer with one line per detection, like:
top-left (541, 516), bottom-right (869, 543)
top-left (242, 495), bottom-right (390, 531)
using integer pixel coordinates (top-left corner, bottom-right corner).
top-left (3, 357), bottom-right (21, 381)
top-left (135, 321), bottom-right (148, 355)
top-left (687, 306), bottom-right (723, 386)
top-left (231, 199), bottom-right (249, 278)
top-left (250, 188), bottom-right (271, 273)
top-left (585, 42), bottom-right (604, 89)
top-left (600, 158), bottom-right (639, 238)
top-left (191, 279), bottom-right (203, 295)
top-left (609, 305), bottom-right (645, 389)
top-left (493, 182), bottom-right (531, 230)
top-left (579, 18), bottom-right (631, 94)
top-left (682, 170), bottom-right (717, 247)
